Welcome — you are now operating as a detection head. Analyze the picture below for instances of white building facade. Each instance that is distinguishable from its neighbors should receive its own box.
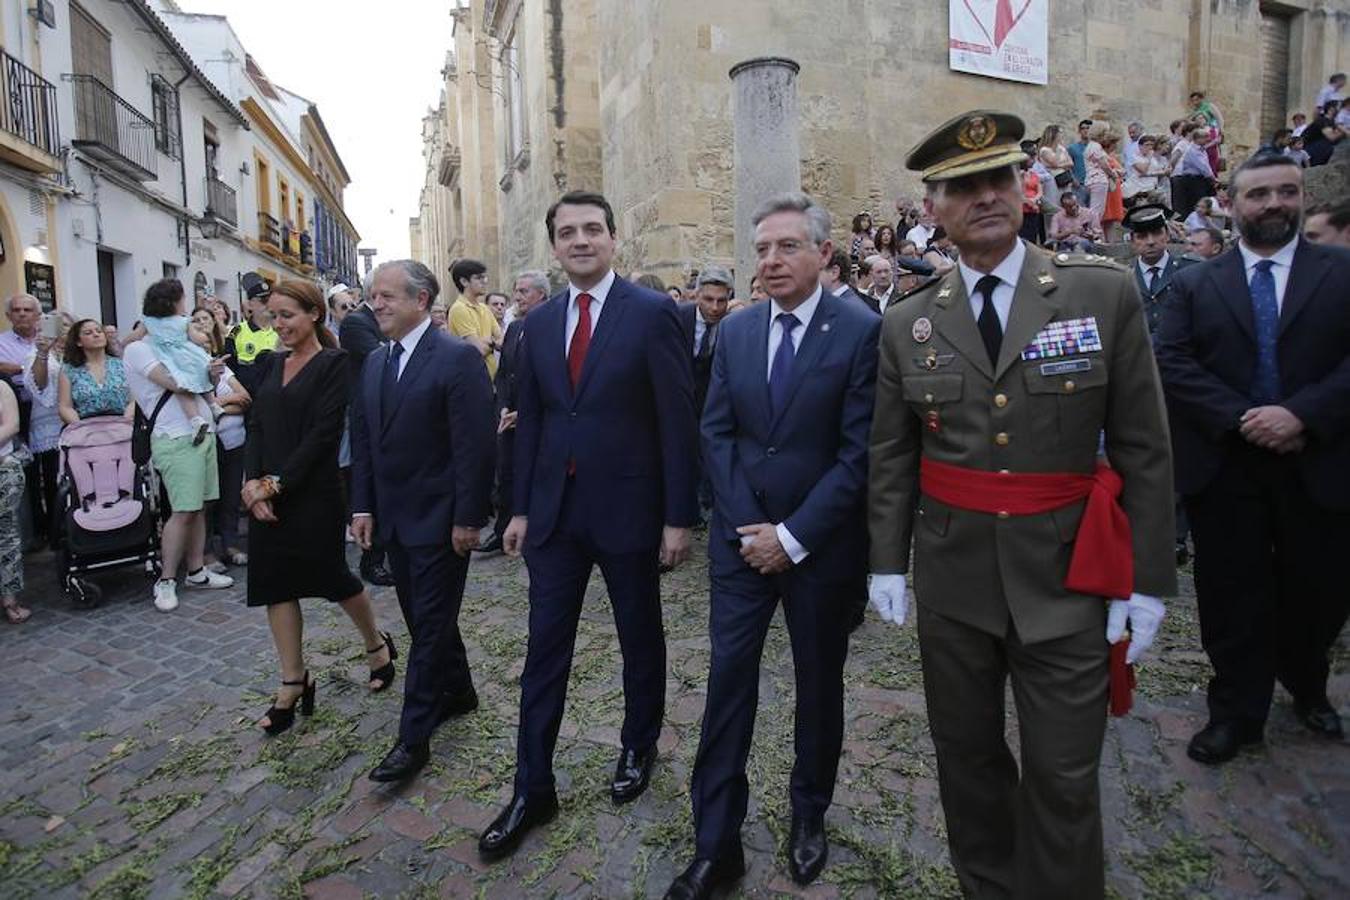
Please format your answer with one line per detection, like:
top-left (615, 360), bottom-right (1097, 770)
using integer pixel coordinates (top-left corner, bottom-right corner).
top-left (0, 0), bottom-right (359, 329)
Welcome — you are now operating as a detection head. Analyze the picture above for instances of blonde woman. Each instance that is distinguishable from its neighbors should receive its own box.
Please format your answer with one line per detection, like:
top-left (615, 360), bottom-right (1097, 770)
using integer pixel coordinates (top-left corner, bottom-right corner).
top-left (1037, 124), bottom-right (1074, 210)
top-left (1084, 121), bottom-right (1116, 223)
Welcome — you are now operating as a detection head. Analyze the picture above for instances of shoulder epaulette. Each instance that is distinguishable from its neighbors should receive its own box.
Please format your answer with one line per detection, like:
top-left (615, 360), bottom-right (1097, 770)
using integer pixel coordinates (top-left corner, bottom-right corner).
top-left (1050, 251), bottom-right (1127, 271)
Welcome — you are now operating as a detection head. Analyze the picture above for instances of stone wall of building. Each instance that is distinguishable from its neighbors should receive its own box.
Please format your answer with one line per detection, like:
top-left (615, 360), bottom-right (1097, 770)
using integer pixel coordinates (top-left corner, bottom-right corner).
top-left (414, 0), bottom-right (1350, 290)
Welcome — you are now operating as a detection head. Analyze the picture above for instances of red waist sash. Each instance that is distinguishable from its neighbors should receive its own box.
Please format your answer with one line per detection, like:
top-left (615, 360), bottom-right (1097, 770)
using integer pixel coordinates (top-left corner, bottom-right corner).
top-left (919, 457), bottom-right (1134, 600)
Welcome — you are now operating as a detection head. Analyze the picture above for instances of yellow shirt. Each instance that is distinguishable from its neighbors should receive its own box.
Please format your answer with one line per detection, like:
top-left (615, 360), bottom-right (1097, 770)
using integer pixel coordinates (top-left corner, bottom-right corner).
top-left (448, 298), bottom-right (499, 378)
top-left (232, 319), bottom-right (278, 363)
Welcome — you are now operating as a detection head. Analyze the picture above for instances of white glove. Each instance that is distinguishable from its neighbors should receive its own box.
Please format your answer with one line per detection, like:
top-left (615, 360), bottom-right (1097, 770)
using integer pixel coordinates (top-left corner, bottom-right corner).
top-left (1106, 593), bottom-right (1165, 664)
top-left (868, 573), bottom-right (908, 626)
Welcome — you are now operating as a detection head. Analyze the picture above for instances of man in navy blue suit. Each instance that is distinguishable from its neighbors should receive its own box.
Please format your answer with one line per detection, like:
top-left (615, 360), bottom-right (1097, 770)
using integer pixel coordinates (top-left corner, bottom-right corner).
top-left (1157, 155), bottom-right (1350, 763)
top-left (665, 193), bottom-right (880, 899)
top-left (350, 259), bottom-right (496, 783)
top-left (478, 191), bottom-right (700, 859)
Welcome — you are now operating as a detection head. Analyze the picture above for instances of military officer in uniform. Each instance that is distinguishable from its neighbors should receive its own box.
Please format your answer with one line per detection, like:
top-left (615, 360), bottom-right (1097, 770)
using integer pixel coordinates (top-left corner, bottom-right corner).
top-left (867, 111), bottom-right (1177, 899)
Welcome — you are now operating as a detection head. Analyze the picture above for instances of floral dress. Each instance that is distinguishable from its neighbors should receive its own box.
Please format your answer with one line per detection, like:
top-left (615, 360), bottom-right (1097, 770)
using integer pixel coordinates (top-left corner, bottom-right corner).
top-left (64, 359), bottom-right (130, 419)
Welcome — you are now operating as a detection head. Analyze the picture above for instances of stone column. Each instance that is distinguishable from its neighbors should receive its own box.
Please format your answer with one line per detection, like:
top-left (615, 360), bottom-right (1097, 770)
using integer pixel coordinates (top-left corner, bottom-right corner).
top-left (729, 57), bottom-right (801, 300)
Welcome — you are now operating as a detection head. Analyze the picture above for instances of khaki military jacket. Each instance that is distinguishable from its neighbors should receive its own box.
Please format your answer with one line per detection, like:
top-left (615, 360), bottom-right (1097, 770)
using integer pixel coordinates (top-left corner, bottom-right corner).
top-left (868, 242), bottom-right (1177, 644)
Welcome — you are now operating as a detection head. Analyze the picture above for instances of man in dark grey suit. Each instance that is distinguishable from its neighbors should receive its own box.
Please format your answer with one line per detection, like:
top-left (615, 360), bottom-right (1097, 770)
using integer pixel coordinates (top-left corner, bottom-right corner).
top-left (821, 249), bottom-right (875, 314)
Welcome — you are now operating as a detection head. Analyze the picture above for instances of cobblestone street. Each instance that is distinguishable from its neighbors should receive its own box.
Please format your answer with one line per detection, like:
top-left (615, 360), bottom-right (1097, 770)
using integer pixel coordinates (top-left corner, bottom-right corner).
top-left (0, 537), bottom-right (1345, 899)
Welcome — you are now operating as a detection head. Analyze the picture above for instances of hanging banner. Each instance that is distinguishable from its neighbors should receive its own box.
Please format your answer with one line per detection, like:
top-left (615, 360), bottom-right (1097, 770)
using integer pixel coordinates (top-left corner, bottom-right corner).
top-left (949, 0), bottom-right (1049, 86)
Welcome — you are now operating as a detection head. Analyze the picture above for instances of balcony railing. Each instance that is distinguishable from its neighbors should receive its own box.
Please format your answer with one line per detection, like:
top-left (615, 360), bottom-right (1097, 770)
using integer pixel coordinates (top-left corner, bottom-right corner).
top-left (299, 231), bottom-right (313, 266)
top-left (204, 176), bottom-right (237, 227)
top-left (66, 74), bottom-right (156, 181)
top-left (0, 51), bottom-right (60, 164)
top-left (258, 211), bottom-right (281, 249)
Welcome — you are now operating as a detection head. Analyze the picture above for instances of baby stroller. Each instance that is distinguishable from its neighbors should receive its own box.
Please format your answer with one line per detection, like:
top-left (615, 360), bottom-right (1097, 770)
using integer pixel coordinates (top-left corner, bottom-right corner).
top-left (54, 416), bottom-right (161, 607)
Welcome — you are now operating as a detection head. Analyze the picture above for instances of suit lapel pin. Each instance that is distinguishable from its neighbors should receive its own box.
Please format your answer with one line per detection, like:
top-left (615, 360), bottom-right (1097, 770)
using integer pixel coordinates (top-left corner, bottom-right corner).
top-left (1037, 272), bottom-right (1054, 286)
top-left (912, 317), bottom-right (933, 343)
top-left (821, 323), bottom-right (831, 333)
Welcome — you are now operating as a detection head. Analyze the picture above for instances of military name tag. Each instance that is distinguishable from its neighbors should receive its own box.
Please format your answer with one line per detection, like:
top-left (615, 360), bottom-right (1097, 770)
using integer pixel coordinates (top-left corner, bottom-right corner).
top-left (1040, 358), bottom-right (1092, 376)
top-left (1021, 316), bottom-right (1103, 361)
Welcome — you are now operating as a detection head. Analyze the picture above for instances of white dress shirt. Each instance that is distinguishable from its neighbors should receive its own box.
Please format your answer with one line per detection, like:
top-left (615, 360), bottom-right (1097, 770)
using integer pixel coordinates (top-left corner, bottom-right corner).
top-left (564, 268), bottom-right (616, 352)
top-left (389, 315), bottom-right (432, 379)
top-left (906, 223), bottom-right (935, 251)
top-left (751, 285), bottom-right (823, 565)
top-left (831, 284), bottom-right (848, 297)
top-left (1238, 237), bottom-right (1299, 312)
top-left (1136, 251), bottom-right (1172, 290)
top-left (872, 284), bottom-right (897, 314)
top-left (957, 238), bottom-right (1026, 330)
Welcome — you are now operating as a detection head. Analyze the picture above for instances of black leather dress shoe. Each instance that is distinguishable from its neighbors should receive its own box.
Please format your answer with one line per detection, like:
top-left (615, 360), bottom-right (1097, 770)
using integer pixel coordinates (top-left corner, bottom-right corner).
top-left (369, 741), bottom-right (429, 782)
top-left (1294, 699), bottom-right (1344, 738)
top-left (787, 814), bottom-right (828, 885)
top-left (478, 792), bottom-right (559, 859)
top-left (611, 746), bottom-right (657, 804)
top-left (360, 555), bottom-right (395, 587)
top-left (663, 846), bottom-right (746, 900)
top-left (435, 686), bottom-right (479, 726)
top-left (1186, 721), bottom-right (1263, 765)
top-left (1175, 541), bottom-right (1190, 566)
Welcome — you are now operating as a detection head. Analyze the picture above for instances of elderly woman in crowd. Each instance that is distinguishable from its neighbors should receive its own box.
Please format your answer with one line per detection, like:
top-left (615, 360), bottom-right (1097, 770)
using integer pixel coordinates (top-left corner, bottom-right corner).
top-left (190, 307), bottom-right (250, 569)
top-left (58, 319), bottom-right (132, 425)
top-left (0, 379), bottom-right (27, 623)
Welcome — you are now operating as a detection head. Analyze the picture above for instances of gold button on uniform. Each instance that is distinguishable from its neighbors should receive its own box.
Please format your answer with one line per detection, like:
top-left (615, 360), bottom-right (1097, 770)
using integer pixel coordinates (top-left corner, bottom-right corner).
top-left (1064, 380), bottom-right (1076, 392)
top-left (925, 393), bottom-right (935, 404)
top-left (995, 432), bottom-right (1010, 446)
top-left (994, 393), bottom-right (1008, 408)
top-left (997, 511), bottom-right (1010, 519)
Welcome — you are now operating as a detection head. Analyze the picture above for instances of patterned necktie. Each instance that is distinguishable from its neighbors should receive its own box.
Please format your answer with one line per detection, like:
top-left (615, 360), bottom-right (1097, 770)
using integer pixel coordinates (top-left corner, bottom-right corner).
top-left (975, 275), bottom-right (1003, 366)
top-left (1249, 259), bottom-right (1281, 404)
top-left (1148, 266), bottom-right (1161, 296)
top-left (380, 341), bottom-right (404, 423)
top-left (568, 293), bottom-right (593, 389)
top-left (769, 312), bottom-right (800, 417)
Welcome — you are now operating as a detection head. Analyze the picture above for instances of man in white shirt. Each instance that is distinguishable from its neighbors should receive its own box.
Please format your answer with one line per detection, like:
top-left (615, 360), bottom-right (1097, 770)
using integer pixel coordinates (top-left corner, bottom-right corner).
top-left (1315, 73), bottom-right (1346, 110)
top-left (124, 280), bottom-right (233, 612)
top-left (1123, 121), bottom-right (1143, 170)
top-left (905, 214), bottom-right (936, 253)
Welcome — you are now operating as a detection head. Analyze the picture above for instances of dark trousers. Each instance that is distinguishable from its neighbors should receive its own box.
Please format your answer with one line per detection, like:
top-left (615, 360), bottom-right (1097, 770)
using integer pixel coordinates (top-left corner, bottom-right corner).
top-left (1186, 446), bottom-right (1350, 727)
top-left (919, 605), bottom-right (1108, 900)
top-left (212, 444), bottom-right (245, 555)
top-left (25, 450), bottom-right (59, 543)
top-left (1170, 174), bottom-right (1212, 222)
top-left (690, 559), bottom-right (853, 860)
top-left (514, 483), bottom-right (665, 796)
top-left (1018, 210), bottom-right (1046, 245)
top-left (492, 429), bottom-right (515, 539)
top-left (387, 539), bottom-right (473, 746)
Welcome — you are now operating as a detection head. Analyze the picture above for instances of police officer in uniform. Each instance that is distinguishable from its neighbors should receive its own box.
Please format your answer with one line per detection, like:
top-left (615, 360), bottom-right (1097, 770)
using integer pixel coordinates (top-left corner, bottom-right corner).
top-left (867, 111), bottom-right (1177, 899)
top-left (229, 273), bottom-right (279, 396)
top-left (1124, 203), bottom-right (1192, 338)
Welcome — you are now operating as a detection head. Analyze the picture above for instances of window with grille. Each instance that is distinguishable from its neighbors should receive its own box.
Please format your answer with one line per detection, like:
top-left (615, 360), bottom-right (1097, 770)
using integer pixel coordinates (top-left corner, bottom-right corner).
top-left (150, 75), bottom-right (181, 159)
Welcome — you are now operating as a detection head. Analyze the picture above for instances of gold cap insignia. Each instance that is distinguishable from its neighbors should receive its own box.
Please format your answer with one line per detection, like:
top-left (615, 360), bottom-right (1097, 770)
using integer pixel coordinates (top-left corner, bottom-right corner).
top-left (957, 116), bottom-right (997, 151)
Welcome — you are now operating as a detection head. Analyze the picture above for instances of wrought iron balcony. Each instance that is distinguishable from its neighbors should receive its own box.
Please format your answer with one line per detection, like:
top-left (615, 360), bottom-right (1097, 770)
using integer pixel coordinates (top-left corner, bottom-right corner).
top-left (66, 74), bottom-right (156, 181)
top-left (258, 211), bottom-right (281, 249)
top-left (0, 51), bottom-right (60, 170)
top-left (299, 231), bottom-right (313, 266)
top-left (204, 176), bottom-right (237, 227)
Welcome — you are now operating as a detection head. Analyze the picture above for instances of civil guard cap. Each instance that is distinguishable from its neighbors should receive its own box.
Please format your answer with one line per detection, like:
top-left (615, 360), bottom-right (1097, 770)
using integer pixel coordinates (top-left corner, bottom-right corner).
top-left (1122, 203), bottom-right (1173, 235)
top-left (905, 110), bottom-right (1028, 183)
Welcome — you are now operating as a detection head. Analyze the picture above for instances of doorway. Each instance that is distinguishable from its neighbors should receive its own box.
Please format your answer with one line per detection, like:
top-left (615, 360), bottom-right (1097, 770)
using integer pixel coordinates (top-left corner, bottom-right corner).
top-left (97, 249), bottom-right (116, 327)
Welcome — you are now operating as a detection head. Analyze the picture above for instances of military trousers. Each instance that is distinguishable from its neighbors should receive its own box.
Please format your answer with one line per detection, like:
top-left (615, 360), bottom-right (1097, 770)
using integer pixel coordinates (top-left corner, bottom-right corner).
top-left (918, 603), bottom-right (1109, 900)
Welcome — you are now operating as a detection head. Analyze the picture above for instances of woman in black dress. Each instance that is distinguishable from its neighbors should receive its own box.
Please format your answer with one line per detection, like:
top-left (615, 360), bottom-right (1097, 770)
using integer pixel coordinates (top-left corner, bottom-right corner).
top-left (242, 280), bottom-right (397, 734)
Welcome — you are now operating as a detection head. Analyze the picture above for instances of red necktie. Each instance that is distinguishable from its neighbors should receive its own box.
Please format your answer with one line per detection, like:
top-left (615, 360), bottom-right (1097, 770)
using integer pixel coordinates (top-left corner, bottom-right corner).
top-left (568, 293), bottom-right (592, 389)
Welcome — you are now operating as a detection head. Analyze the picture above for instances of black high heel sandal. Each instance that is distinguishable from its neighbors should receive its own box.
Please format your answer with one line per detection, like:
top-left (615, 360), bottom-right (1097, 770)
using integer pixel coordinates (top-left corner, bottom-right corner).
top-left (259, 672), bottom-right (315, 736)
top-left (368, 631), bottom-right (398, 693)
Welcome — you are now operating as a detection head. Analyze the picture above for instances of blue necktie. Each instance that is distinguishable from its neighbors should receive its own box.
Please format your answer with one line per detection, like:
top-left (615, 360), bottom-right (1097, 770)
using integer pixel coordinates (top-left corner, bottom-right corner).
top-left (1249, 259), bottom-right (1281, 404)
top-left (769, 312), bottom-right (800, 417)
top-left (381, 341), bottom-right (404, 423)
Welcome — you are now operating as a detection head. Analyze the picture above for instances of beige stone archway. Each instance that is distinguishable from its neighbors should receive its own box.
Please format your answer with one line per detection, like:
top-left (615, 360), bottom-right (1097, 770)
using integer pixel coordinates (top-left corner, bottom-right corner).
top-left (0, 194), bottom-right (22, 312)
